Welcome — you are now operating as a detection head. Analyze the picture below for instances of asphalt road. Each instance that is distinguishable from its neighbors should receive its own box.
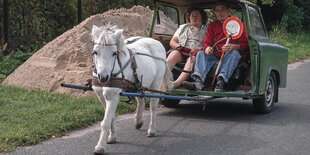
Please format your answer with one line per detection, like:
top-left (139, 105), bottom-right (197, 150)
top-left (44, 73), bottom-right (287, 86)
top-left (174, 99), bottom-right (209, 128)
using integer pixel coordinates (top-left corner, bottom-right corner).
top-left (6, 60), bottom-right (310, 155)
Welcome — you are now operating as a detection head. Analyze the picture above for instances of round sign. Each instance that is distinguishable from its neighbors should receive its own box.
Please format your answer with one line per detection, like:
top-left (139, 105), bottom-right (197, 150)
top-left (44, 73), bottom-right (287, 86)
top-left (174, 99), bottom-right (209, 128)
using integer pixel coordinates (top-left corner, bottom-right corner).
top-left (223, 16), bottom-right (243, 40)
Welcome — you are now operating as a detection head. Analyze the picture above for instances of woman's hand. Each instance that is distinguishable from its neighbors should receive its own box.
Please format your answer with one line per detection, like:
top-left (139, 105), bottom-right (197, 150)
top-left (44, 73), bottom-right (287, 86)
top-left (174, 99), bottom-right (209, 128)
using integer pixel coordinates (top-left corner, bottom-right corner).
top-left (191, 47), bottom-right (202, 54)
top-left (176, 43), bottom-right (183, 49)
top-left (170, 36), bottom-right (183, 49)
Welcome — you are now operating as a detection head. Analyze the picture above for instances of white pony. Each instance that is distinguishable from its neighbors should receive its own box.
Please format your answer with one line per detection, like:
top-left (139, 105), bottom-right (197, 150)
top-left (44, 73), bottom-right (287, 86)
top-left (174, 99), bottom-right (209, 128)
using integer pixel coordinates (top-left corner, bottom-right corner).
top-left (91, 24), bottom-right (172, 154)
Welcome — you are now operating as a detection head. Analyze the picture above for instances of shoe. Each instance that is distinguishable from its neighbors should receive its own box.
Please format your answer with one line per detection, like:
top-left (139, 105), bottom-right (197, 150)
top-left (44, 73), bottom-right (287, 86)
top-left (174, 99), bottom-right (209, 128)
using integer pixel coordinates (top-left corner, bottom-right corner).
top-left (173, 85), bottom-right (179, 89)
top-left (182, 81), bottom-right (203, 90)
top-left (214, 77), bottom-right (225, 92)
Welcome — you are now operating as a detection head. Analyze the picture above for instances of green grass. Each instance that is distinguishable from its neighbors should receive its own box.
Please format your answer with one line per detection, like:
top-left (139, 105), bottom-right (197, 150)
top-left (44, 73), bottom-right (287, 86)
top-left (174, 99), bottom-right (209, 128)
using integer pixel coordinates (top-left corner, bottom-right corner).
top-left (269, 28), bottom-right (310, 63)
top-left (0, 85), bottom-right (137, 152)
top-left (0, 74), bottom-right (5, 83)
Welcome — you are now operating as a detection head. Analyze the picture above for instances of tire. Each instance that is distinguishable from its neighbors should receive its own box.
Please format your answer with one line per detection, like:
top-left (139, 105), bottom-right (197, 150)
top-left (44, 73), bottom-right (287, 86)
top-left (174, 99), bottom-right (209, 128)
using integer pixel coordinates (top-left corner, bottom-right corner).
top-left (161, 99), bottom-right (180, 107)
top-left (253, 72), bottom-right (278, 114)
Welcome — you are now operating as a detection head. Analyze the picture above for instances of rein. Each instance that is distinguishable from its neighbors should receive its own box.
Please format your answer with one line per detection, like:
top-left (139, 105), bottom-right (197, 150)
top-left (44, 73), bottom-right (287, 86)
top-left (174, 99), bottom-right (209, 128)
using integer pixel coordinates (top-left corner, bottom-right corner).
top-left (110, 48), bottom-right (192, 78)
top-left (134, 52), bottom-right (193, 74)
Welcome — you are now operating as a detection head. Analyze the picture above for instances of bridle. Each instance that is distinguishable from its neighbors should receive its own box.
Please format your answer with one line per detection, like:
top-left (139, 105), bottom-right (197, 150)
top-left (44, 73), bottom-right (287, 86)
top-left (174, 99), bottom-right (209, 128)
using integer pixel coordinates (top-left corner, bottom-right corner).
top-left (92, 43), bottom-right (126, 78)
top-left (92, 42), bottom-right (144, 91)
top-left (93, 42), bottom-right (147, 94)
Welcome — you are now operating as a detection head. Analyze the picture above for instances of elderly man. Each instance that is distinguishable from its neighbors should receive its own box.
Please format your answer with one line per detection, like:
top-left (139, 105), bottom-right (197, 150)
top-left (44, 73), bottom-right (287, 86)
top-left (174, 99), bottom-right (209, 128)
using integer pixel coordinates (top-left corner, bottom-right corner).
top-left (183, 2), bottom-right (249, 92)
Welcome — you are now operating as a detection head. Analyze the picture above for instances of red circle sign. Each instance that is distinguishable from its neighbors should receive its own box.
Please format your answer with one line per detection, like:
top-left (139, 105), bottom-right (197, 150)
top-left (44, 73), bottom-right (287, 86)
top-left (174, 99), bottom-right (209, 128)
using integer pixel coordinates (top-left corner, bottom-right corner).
top-left (223, 16), bottom-right (243, 40)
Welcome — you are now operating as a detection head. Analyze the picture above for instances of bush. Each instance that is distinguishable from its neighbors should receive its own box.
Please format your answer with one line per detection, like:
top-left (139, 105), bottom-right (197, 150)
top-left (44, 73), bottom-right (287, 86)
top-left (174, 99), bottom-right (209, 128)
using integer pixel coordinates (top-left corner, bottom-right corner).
top-left (281, 3), bottom-right (304, 32)
top-left (295, 0), bottom-right (310, 29)
top-left (0, 49), bottom-right (34, 76)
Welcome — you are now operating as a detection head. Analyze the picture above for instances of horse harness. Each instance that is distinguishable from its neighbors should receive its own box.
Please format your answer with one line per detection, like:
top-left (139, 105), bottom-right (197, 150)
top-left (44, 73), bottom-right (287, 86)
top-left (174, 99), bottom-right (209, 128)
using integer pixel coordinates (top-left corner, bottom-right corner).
top-left (90, 38), bottom-right (189, 96)
top-left (92, 45), bottom-right (142, 93)
top-left (91, 38), bottom-right (166, 96)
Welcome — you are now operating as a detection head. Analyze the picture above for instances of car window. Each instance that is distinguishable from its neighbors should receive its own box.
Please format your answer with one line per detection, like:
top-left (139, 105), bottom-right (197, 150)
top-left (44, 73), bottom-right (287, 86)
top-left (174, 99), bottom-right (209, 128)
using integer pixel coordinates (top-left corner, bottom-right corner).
top-left (183, 9), bottom-right (214, 25)
top-left (248, 6), bottom-right (267, 38)
top-left (154, 6), bottom-right (179, 35)
top-left (202, 8), bottom-right (243, 25)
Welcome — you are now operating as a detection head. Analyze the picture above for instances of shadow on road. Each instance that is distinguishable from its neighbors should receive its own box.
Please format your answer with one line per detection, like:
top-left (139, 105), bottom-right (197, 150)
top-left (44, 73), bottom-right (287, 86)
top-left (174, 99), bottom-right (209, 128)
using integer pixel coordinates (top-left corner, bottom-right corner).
top-left (160, 98), bottom-right (310, 127)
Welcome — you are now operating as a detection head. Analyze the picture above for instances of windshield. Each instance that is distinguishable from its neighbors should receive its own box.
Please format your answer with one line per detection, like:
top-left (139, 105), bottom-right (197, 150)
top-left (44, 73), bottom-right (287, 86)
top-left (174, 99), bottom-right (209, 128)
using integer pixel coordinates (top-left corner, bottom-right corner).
top-left (153, 6), bottom-right (179, 35)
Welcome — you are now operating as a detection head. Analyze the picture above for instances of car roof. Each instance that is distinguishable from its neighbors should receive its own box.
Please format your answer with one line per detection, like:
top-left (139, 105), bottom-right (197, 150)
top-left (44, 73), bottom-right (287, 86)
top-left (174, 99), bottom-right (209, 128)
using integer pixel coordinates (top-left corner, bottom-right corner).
top-left (153, 0), bottom-right (255, 7)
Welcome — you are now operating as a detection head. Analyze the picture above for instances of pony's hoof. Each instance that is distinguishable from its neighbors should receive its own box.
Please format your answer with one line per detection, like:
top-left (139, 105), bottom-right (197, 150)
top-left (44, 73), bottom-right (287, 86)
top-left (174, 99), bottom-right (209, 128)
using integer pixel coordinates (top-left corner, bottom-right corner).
top-left (93, 146), bottom-right (104, 155)
top-left (147, 132), bottom-right (156, 137)
top-left (107, 136), bottom-right (116, 144)
top-left (93, 150), bottom-right (104, 155)
top-left (135, 122), bottom-right (143, 129)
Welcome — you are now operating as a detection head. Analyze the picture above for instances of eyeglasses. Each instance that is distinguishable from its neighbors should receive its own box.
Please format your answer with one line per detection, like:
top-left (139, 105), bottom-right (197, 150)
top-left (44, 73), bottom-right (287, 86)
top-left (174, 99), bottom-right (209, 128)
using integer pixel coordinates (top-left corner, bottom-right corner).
top-left (214, 8), bottom-right (227, 13)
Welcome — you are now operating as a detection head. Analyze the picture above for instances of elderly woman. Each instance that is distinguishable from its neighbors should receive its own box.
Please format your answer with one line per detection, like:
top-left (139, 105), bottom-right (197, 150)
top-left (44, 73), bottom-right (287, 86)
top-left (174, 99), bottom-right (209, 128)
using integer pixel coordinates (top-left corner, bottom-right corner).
top-left (166, 7), bottom-right (208, 88)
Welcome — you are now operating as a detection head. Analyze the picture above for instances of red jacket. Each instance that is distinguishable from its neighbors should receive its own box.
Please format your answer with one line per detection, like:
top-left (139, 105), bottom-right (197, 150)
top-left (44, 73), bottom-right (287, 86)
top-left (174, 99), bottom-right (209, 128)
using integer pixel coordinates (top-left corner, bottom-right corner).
top-left (203, 20), bottom-right (249, 58)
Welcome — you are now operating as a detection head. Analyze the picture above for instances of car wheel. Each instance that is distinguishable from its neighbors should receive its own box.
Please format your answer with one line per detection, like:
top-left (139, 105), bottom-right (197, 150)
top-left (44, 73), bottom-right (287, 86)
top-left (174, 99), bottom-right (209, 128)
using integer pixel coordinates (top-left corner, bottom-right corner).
top-left (253, 72), bottom-right (277, 114)
top-left (161, 99), bottom-right (180, 107)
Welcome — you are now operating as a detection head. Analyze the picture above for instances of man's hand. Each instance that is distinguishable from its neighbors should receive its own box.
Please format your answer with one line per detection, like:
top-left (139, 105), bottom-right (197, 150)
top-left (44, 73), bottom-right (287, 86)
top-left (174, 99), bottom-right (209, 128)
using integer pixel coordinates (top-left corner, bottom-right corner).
top-left (222, 44), bottom-right (239, 53)
top-left (205, 46), bottom-right (214, 55)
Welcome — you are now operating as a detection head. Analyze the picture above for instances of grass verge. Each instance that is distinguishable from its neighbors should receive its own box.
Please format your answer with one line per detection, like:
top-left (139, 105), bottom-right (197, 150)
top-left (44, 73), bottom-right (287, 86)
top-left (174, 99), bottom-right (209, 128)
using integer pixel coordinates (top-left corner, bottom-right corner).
top-left (0, 85), bottom-right (137, 152)
top-left (269, 28), bottom-right (310, 63)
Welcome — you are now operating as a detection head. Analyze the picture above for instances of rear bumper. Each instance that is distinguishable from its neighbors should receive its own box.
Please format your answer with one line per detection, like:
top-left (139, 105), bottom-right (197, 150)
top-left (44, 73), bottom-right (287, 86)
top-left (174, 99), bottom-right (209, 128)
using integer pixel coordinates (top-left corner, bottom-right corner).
top-left (167, 89), bottom-right (253, 99)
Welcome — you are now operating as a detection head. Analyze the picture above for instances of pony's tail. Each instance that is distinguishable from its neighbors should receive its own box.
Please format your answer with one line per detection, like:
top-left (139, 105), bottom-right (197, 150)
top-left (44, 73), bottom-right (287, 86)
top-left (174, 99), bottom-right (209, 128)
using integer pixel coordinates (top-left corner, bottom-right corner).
top-left (161, 64), bottom-right (174, 91)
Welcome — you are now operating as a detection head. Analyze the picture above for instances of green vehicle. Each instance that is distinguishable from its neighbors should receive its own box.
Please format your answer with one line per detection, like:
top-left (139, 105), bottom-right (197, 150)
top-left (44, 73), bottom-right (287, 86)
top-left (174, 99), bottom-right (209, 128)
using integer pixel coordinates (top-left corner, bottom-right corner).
top-left (150, 0), bottom-right (288, 113)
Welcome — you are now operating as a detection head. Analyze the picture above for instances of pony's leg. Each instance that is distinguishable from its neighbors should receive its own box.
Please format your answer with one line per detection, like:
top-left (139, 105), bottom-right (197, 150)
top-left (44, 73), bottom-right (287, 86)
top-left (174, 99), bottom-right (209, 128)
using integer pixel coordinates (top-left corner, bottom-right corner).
top-left (94, 89), bottom-right (107, 109)
top-left (147, 97), bottom-right (159, 137)
top-left (94, 89), bottom-right (120, 154)
top-left (94, 88), bottom-right (116, 144)
top-left (135, 97), bottom-right (145, 129)
top-left (107, 115), bottom-right (116, 144)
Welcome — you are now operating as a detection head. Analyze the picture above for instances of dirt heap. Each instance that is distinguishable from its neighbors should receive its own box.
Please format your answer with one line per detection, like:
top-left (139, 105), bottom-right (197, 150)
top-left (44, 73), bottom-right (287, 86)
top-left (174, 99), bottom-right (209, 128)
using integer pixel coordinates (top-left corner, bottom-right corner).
top-left (2, 6), bottom-right (155, 96)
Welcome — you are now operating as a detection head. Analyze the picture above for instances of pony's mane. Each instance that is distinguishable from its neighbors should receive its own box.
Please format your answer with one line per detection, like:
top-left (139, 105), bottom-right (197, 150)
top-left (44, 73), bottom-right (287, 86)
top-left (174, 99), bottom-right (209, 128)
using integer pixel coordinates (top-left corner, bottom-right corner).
top-left (94, 24), bottom-right (122, 45)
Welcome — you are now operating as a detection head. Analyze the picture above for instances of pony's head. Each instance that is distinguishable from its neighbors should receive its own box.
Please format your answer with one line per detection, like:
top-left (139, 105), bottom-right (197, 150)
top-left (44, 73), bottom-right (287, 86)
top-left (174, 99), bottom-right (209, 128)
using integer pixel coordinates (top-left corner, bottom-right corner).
top-left (91, 24), bottom-right (126, 83)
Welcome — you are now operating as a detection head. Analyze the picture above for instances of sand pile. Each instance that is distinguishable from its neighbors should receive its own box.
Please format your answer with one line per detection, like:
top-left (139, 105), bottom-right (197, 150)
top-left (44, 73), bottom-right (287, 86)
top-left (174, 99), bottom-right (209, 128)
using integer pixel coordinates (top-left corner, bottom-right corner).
top-left (2, 6), bottom-right (157, 96)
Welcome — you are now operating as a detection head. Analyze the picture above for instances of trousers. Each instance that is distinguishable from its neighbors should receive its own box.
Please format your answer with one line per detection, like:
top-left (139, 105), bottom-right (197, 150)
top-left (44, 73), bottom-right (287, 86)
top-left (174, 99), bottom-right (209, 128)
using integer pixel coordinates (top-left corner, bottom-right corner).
top-left (191, 50), bottom-right (241, 83)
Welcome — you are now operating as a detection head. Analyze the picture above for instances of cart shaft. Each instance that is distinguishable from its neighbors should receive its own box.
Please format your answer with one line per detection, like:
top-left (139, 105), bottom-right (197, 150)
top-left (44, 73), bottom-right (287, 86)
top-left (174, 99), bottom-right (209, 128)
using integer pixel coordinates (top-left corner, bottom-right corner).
top-left (120, 92), bottom-right (216, 102)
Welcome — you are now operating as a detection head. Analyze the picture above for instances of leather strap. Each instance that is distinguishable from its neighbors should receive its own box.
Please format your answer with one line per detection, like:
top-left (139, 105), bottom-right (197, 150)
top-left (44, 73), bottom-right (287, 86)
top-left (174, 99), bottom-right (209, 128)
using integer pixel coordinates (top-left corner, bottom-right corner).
top-left (91, 77), bottom-right (137, 92)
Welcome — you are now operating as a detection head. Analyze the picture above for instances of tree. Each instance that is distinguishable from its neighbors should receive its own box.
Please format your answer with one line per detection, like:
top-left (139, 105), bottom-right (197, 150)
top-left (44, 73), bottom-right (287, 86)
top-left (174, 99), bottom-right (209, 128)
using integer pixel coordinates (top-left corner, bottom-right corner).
top-left (3, 0), bottom-right (8, 54)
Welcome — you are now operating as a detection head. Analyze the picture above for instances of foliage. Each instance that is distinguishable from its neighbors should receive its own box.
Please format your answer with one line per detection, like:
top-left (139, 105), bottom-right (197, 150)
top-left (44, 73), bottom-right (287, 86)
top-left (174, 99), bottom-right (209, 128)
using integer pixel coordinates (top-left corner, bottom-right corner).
top-left (248, 0), bottom-right (276, 6)
top-left (0, 48), bottom-right (34, 81)
top-left (0, 85), bottom-right (137, 152)
top-left (280, 2), bottom-right (304, 32)
top-left (0, 0), bottom-right (154, 55)
top-left (294, 0), bottom-right (310, 29)
top-left (0, 0), bottom-right (76, 51)
top-left (257, 0), bottom-right (310, 32)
